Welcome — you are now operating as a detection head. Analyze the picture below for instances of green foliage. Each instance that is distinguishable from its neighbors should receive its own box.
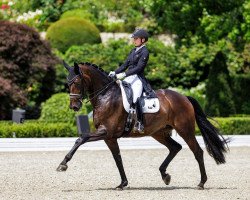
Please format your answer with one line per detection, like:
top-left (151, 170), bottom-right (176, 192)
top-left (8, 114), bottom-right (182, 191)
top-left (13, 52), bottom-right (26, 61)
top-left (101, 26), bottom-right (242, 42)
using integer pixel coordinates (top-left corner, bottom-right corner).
top-left (60, 9), bottom-right (93, 21)
top-left (195, 117), bottom-right (250, 135)
top-left (146, 39), bottom-right (176, 89)
top-left (62, 39), bottom-right (132, 72)
top-left (149, 0), bottom-right (203, 39)
top-left (54, 62), bottom-right (68, 93)
top-left (4, 0), bottom-right (65, 30)
top-left (0, 120), bottom-right (77, 138)
top-left (46, 17), bottom-right (101, 52)
top-left (39, 0), bottom-right (64, 24)
top-left (231, 73), bottom-right (250, 114)
top-left (172, 83), bottom-right (206, 110)
top-left (1, 116), bottom-right (249, 138)
top-left (2, 0), bottom-right (249, 118)
top-left (0, 12), bottom-right (4, 20)
top-left (149, 0), bottom-right (250, 96)
top-left (8, 0), bottom-right (154, 32)
top-left (39, 93), bottom-right (89, 124)
top-left (103, 21), bottom-right (125, 32)
top-left (242, 1), bottom-right (250, 42)
top-left (10, 0), bottom-right (41, 14)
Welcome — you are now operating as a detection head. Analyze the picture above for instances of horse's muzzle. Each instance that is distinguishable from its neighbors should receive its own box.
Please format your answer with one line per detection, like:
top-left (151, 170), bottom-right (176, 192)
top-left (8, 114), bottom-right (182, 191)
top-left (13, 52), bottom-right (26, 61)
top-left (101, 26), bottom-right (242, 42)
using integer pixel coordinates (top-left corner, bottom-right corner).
top-left (70, 101), bottom-right (82, 112)
top-left (72, 106), bottom-right (80, 111)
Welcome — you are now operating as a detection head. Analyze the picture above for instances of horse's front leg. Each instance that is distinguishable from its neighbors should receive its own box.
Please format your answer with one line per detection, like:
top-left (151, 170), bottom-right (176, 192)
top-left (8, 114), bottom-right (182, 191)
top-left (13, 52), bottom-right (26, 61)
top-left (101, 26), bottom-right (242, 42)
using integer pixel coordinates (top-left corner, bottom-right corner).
top-left (56, 126), bottom-right (107, 172)
top-left (105, 138), bottom-right (128, 190)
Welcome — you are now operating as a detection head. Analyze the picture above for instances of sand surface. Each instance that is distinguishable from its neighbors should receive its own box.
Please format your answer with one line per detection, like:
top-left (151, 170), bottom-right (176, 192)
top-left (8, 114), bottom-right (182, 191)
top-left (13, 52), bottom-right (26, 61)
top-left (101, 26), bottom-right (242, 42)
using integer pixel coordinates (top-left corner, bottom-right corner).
top-left (0, 147), bottom-right (249, 200)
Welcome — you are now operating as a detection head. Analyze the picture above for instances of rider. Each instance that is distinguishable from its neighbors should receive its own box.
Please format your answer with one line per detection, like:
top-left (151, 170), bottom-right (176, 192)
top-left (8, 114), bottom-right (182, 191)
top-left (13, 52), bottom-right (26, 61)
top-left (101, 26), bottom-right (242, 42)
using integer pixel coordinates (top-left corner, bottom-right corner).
top-left (109, 28), bottom-right (156, 132)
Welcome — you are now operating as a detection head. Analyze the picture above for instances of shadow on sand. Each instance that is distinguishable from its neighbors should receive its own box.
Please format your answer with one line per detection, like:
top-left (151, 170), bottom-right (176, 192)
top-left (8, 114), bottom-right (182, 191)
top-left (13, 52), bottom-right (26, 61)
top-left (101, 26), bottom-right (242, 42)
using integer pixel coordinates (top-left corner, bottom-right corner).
top-left (61, 185), bottom-right (237, 192)
top-left (95, 186), bottom-right (237, 191)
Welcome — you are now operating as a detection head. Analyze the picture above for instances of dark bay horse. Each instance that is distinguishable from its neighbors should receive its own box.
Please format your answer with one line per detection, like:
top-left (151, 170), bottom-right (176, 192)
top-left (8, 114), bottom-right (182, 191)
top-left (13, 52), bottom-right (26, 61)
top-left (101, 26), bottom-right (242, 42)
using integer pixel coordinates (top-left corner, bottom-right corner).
top-left (57, 61), bottom-right (228, 190)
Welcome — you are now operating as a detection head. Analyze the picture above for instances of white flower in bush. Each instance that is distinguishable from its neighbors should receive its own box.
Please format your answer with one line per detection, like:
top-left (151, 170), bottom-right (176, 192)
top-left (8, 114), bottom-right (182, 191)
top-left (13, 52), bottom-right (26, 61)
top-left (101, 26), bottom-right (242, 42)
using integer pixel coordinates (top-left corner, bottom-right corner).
top-left (8, 1), bottom-right (14, 6)
top-left (16, 9), bottom-right (42, 22)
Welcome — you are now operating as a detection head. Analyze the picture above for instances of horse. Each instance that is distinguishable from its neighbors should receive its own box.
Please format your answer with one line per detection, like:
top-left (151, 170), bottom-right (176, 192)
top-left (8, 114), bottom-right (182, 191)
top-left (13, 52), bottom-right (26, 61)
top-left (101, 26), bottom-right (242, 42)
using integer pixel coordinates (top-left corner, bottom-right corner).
top-left (56, 61), bottom-right (229, 190)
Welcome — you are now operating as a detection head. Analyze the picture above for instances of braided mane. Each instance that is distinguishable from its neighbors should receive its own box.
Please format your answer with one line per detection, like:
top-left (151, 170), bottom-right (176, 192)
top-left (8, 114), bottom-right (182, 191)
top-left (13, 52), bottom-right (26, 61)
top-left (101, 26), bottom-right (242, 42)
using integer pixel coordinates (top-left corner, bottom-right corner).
top-left (80, 62), bottom-right (110, 79)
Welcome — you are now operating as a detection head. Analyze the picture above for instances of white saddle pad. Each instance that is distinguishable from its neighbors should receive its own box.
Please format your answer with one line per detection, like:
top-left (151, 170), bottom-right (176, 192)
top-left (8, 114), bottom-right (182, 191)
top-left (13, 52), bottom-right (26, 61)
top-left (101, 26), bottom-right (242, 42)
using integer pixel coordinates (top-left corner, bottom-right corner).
top-left (119, 80), bottom-right (160, 113)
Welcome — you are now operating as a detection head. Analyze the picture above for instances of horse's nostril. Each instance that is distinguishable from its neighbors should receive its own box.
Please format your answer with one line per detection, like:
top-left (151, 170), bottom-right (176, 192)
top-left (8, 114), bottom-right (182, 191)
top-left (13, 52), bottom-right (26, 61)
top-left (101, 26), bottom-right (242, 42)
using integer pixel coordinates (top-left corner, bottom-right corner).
top-left (73, 106), bottom-right (78, 111)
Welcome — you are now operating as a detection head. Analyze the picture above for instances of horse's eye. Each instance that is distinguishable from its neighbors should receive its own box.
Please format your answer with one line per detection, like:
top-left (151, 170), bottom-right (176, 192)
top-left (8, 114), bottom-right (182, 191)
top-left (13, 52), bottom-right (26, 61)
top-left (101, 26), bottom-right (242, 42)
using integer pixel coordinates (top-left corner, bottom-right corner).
top-left (74, 82), bottom-right (81, 88)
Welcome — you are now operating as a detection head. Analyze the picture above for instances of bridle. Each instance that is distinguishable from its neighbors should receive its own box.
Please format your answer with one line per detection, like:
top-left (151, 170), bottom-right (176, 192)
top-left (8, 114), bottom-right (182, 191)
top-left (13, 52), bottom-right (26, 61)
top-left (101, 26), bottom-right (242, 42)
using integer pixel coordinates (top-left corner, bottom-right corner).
top-left (67, 74), bottom-right (84, 102)
top-left (67, 73), bottom-right (116, 103)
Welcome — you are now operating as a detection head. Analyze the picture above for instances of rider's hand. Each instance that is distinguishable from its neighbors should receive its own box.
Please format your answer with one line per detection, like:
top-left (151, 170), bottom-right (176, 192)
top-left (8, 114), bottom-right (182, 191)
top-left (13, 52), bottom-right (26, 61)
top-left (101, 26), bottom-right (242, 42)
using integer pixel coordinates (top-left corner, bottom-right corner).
top-left (116, 72), bottom-right (126, 80)
top-left (108, 71), bottom-right (116, 78)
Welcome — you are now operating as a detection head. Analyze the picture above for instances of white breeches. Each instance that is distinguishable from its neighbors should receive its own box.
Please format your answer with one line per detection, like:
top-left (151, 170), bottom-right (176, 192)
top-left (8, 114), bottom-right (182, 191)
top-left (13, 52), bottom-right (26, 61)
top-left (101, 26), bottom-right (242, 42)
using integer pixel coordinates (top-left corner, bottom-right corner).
top-left (124, 74), bottom-right (143, 103)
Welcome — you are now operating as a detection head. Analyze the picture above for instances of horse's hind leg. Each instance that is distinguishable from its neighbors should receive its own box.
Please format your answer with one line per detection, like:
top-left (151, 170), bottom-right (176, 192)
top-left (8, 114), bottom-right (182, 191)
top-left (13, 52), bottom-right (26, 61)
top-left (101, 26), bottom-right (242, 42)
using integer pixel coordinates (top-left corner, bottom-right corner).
top-left (177, 128), bottom-right (207, 189)
top-left (152, 129), bottom-right (182, 186)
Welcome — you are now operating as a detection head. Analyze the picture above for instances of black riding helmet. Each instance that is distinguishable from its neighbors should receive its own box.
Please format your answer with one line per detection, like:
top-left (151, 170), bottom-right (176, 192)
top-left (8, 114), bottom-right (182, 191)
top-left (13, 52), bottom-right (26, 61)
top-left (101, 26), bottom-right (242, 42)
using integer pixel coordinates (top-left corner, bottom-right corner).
top-left (131, 29), bottom-right (149, 42)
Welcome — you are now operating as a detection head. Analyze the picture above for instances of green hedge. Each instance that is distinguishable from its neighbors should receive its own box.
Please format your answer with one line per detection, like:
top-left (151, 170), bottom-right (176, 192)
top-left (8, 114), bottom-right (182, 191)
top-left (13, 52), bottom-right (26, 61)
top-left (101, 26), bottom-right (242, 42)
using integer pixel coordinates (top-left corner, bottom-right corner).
top-left (40, 93), bottom-right (89, 124)
top-left (0, 117), bottom-right (249, 138)
top-left (0, 121), bottom-right (77, 138)
top-left (60, 9), bottom-right (93, 21)
top-left (46, 17), bottom-right (101, 52)
top-left (195, 117), bottom-right (250, 135)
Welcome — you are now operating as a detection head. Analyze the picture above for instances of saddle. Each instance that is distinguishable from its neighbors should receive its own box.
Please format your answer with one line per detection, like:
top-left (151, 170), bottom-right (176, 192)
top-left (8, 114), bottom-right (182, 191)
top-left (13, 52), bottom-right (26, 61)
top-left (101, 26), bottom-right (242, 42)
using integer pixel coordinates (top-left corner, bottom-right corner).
top-left (119, 80), bottom-right (160, 114)
top-left (119, 80), bottom-right (160, 134)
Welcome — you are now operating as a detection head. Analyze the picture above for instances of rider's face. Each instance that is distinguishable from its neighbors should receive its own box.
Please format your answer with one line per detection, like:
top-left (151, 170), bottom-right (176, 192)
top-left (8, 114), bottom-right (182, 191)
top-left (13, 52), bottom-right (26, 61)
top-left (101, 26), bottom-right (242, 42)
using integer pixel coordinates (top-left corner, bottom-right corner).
top-left (133, 37), bottom-right (143, 47)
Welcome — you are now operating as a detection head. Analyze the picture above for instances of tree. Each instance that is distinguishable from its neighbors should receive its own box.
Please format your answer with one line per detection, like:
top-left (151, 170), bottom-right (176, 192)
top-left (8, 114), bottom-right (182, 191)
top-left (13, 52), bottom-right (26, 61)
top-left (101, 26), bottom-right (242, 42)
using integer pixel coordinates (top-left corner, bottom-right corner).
top-left (149, 0), bottom-right (249, 77)
top-left (205, 52), bottom-right (236, 116)
top-left (149, 0), bottom-right (250, 115)
top-left (0, 20), bottom-right (58, 119)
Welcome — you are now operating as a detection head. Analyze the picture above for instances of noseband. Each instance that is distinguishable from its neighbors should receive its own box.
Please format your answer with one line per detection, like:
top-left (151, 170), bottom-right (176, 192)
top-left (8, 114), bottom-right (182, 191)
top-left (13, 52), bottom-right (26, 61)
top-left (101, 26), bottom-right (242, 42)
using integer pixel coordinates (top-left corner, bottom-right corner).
top-left (67, 74), bottom-right (84, 101)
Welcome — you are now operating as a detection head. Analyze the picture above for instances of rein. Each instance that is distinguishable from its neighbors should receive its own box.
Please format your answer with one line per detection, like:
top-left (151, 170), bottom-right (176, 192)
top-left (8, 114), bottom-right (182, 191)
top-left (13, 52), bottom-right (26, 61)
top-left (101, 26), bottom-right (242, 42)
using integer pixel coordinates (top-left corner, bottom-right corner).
top-left (85, 79), bottom-right (116, 103)
top-left (69, 76), bottom-right (116, 103)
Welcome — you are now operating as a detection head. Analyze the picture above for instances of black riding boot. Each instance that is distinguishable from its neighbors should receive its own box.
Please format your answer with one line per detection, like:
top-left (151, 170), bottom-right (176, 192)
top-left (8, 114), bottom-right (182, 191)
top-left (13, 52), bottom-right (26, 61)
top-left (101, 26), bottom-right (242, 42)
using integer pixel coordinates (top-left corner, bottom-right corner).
top-left (135, 98), bottom-right (144, 132)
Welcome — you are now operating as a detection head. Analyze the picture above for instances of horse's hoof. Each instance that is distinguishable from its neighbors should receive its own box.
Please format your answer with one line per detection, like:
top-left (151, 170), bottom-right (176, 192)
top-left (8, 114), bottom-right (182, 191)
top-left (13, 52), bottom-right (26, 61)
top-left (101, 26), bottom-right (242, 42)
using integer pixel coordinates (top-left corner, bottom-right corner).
top-left (163, 173), bottom-right (171, 185)
top-left (56, 164), bottom-right (68, 172)
top-left (197, 183), bottom-right (204, 190)
top-left (115, 181), bottom-right (128, 190)
top-left (115, 186), bottom-right (123, 191)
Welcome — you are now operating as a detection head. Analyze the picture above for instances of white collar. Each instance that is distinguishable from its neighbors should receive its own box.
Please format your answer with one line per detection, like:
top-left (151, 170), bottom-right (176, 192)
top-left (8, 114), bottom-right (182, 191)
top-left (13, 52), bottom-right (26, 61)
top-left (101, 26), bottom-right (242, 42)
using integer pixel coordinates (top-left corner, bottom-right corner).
top-left (135, 45), bottom-right (145, 52)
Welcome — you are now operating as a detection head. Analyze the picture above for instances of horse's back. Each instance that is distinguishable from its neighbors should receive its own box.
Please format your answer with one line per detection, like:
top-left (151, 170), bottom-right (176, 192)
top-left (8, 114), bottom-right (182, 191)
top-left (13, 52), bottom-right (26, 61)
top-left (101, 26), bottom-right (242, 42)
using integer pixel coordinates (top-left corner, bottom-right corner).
top-left (156, 88), bottom-right (191, 108)
top-left (155, 88), bottom-right (195, 130)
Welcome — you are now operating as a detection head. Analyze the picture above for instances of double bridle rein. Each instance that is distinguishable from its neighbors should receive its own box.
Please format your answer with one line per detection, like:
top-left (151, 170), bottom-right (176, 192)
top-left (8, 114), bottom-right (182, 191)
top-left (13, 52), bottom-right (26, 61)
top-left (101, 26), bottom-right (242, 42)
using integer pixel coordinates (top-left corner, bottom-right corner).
top-left (68, 74), bottom-right (116, 103)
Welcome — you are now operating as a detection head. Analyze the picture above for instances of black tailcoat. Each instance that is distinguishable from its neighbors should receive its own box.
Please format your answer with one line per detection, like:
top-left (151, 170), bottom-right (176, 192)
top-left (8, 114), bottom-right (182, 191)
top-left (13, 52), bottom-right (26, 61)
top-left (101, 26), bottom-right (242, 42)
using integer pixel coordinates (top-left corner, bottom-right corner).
top-left (115, 46), bottom-right (154, 96)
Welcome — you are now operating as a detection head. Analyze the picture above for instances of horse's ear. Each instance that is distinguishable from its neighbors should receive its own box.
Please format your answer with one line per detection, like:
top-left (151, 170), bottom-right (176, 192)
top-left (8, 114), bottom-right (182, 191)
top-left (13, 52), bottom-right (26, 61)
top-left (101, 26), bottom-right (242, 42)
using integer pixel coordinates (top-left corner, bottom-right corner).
top-left (63, 60), bottom-right (71, 71)
top-left (74, 62), bottom-right (80, 75)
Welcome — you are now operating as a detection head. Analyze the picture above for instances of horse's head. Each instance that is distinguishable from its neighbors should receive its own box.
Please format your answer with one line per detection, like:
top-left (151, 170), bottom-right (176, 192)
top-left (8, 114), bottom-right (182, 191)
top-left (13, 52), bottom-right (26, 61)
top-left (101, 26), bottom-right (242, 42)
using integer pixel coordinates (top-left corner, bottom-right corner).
top-left (64, 61), bottom-right (115, 112)
top-left (63, 61), bottom-right (85, 111)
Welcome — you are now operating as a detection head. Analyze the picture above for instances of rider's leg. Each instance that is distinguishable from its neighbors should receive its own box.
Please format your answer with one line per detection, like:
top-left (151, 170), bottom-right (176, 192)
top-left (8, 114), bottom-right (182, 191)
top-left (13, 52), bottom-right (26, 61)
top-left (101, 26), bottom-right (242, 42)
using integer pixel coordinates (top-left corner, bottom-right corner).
top-left (135, 97), bottom-right (144, 131)
top-left (124, 75), bottom-right (142, 104)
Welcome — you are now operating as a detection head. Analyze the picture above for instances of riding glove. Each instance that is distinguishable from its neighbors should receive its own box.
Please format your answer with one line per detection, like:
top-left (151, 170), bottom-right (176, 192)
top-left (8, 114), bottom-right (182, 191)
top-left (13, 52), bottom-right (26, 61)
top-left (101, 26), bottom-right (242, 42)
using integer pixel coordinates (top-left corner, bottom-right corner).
top-left (116, 72), bottom-right (126, 80)
top-left (108, 71), bottom-right (116, 78)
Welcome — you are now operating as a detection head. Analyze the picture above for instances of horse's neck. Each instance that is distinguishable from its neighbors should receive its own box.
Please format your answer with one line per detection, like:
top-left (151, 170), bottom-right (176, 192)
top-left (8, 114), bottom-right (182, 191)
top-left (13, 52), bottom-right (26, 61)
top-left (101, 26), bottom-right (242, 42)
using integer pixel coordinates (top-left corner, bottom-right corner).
top-left (89, 74), bottom-right (110, 92)
top-left (87, 67), bottom-right (116, 105)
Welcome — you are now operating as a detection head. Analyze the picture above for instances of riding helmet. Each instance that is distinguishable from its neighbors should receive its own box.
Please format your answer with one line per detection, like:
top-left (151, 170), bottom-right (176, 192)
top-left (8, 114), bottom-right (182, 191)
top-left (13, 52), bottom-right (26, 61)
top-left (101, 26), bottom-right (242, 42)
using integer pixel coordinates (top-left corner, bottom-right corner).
top-left (131, 29), bottom-right (149, 41)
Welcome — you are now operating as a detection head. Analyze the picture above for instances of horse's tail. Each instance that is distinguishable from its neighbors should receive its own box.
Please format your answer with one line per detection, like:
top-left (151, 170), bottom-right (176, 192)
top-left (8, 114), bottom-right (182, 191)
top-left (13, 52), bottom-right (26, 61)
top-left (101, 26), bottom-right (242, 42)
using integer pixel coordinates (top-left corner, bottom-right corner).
top-left (186, 96), bottom-right (229, 164)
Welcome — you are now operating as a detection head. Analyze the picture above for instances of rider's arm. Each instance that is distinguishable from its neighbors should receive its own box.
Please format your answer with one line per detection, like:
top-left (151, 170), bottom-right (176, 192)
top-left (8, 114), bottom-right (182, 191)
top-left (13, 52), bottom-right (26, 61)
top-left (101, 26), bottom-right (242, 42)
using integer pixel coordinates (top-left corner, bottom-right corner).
top-left (125, 50), bottom-right (149, 77)
top-left (115, 50), bottom-right (133, 74)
